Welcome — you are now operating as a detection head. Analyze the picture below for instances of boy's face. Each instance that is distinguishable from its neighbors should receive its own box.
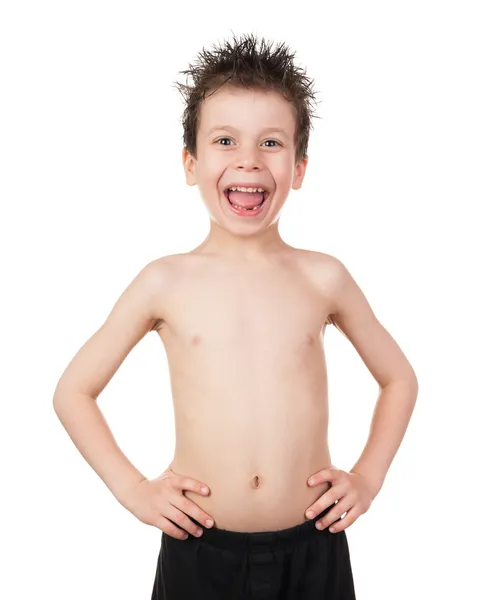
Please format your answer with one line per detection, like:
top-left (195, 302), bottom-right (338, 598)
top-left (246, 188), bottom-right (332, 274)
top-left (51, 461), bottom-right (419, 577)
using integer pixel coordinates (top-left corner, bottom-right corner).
top-left (182, 85), bottom-right (308, 235)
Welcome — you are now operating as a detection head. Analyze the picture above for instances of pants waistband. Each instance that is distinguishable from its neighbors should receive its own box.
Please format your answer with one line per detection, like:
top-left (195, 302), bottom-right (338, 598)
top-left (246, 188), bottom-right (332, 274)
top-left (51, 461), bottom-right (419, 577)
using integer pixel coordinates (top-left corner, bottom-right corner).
top-left (191, 502), bottom-right (336, 553)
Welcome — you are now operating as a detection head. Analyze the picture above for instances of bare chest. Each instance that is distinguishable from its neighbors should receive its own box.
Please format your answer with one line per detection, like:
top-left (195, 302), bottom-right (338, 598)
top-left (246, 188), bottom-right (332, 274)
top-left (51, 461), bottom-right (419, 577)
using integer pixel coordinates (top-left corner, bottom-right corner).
top-left (156, 265), bottom-right (330, 363)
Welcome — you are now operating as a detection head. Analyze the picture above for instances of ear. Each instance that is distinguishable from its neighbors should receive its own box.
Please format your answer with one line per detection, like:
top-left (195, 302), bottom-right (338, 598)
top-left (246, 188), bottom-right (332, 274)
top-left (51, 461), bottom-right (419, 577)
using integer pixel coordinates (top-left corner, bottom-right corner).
top-left (182, 147), bottom-right (197, 186)
top-left (292, 155), bottom-right (309, 191)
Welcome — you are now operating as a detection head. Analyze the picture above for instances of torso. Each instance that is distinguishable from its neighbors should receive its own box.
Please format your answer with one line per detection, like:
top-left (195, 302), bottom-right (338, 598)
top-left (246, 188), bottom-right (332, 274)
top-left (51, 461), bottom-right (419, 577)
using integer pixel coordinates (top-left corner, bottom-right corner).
top-left (153, 247), bottom-right (337, 532)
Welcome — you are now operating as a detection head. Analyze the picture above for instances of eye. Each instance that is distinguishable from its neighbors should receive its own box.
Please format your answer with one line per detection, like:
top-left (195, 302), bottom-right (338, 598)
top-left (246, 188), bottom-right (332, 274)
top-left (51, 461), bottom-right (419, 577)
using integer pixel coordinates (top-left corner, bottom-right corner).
top-left (214, 138), bottom-right (281, 147)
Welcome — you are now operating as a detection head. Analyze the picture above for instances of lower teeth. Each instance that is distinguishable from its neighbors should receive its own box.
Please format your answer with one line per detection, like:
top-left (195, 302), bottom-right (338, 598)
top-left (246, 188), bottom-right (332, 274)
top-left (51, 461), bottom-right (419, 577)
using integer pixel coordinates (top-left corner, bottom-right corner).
top-left (236, 204), bottom-right (260, 211)
top-left (229, 198), bottom-right (265, 211)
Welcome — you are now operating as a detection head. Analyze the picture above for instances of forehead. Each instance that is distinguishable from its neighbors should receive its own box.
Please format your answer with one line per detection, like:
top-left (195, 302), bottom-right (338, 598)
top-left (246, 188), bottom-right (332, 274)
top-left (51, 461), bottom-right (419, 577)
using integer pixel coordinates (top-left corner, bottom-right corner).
top-left (198, 85), bottom-right (296, 136)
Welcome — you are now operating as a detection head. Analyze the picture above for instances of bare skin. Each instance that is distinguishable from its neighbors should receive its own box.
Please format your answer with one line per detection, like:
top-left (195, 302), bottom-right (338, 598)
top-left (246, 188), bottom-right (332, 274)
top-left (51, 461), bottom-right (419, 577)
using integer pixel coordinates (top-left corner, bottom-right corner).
top-left (152, 246), bottom-right (335, 532)
top-left (53, 243), bottom-right (416, 538)
top-left (54, 85), bottom-right (417, 540)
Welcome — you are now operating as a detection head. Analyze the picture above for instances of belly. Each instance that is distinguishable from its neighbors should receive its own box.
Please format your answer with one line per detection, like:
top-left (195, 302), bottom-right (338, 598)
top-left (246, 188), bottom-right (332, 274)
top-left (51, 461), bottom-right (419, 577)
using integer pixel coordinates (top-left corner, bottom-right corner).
top-left (169, 389), bottom-right (332, 532)
top-left (162, 329), bottom-right (331, 531)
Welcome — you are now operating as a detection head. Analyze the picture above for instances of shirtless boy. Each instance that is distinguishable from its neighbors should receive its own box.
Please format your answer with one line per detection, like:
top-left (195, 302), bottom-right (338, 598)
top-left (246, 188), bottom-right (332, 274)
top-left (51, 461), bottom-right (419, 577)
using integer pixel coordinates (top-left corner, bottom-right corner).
top-left (53, 33), bottom-right (418, 599)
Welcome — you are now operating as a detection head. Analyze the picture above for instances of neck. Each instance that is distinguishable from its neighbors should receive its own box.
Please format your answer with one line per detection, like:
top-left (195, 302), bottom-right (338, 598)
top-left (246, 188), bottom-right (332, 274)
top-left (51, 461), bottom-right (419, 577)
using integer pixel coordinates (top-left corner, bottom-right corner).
top-left (193, 219), bottom-right (290, 261)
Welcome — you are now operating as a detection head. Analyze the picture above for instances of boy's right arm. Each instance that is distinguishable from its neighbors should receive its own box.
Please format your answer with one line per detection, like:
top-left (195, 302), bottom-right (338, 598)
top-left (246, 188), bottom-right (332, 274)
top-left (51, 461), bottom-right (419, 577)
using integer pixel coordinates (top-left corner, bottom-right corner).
top-left (52, 258), bottom-right (166, 508)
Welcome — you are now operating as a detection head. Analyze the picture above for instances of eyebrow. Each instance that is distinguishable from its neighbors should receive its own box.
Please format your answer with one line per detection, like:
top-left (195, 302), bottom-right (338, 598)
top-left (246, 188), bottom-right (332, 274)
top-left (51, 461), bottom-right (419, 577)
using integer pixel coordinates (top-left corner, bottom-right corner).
top-left (206, 125), bottom-right (289, 137)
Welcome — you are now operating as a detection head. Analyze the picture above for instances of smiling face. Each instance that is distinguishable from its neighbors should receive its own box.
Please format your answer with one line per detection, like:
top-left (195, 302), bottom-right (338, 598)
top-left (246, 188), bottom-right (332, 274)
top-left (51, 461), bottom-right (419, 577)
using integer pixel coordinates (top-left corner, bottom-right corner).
top-left (182, 85), bottom-right (308, 237)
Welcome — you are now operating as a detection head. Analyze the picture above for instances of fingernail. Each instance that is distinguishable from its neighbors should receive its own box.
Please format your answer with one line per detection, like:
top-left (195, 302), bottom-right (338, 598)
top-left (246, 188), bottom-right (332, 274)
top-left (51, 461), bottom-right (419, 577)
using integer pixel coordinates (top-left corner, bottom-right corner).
top-left (202, 487), bottom-right (208, 494)
top-left (316, 522), bottom-right (323, 530)
top-left (306, 510), bottom-right (314, 518)
top-left (206, 519), bottom-right (214, 527)
top-left (329, 527), bottom-right (336, 533)
top-left (309, 478), bottom-right (315, 485)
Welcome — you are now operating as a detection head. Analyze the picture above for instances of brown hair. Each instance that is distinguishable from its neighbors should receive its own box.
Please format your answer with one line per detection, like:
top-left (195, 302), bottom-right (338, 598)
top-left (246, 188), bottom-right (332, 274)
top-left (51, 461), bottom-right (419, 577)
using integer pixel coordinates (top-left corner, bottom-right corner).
top-left (172, 32), bottom-right (321, 165)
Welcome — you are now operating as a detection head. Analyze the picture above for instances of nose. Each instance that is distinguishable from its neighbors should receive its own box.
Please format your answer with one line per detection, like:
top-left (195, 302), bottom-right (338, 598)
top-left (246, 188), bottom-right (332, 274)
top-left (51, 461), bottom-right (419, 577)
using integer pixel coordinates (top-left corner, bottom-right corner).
top-left (234, 145), bottom-right (263, 171)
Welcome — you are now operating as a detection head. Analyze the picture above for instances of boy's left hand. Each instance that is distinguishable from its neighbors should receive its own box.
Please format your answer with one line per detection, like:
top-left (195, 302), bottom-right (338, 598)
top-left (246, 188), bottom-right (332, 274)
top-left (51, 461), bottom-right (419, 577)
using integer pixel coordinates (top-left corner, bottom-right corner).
top-left (304, 466), bottom-right (375, 533)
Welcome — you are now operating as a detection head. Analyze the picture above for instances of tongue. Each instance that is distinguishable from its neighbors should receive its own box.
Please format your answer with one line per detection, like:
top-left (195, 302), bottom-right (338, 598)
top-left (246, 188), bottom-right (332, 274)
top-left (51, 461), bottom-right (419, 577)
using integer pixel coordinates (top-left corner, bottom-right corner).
top-left (228, 190), bottom-right (263, 208)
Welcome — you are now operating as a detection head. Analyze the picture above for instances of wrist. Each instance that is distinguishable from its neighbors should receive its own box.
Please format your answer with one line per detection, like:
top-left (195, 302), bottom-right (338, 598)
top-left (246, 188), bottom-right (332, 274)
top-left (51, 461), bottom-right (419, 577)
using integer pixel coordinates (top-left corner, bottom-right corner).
top-left (112, 472), bottom-right (148, 508)
top-left (349, 468), bottom-right (384, 499)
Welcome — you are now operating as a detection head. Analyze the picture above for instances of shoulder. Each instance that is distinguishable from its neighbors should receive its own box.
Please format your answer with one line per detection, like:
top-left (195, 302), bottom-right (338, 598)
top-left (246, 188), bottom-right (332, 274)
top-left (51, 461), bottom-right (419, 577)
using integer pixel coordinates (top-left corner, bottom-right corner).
top-left (128, 254), bottom-right (189, 314)
top-left (290, 249), bottom-right (348, 325)
top-left (292, 250), bottom-right (353, 325)
top-left (143, 252), bottom-right (196, 283)
top-left (140, 251), bottom-right (205, 300)
top-left (293, 248), bottom-right (347, 290)
top-left (131, 254), bottom-right (191, 333)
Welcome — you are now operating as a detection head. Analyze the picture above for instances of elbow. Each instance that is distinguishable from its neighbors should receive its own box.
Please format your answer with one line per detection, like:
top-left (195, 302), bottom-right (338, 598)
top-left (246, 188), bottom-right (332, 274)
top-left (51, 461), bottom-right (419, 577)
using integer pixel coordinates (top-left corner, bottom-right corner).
top-left (400, 363), bottom-right (419, 393)
top-left (407, 369), bottom-right (419, 394)
top-left (52, 391), bottom-right (66, 416)
top-left (52, 381), bottom-right (66, 414)
top-left (52, 383), bottom-right (78, 416)
top-left (383, 372), bottom-right (418, 399)
top-left (403, 373), bottom-right (419, 403)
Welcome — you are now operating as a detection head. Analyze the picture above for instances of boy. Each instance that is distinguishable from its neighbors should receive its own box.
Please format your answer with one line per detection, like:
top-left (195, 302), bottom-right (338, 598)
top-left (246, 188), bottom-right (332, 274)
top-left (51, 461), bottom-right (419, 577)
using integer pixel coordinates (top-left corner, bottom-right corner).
top-left (53, 33), bottom-right (418, 599)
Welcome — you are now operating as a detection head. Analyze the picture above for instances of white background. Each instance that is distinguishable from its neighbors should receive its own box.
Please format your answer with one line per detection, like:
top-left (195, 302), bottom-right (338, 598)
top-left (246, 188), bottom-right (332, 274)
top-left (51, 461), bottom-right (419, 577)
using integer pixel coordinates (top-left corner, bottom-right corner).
top-left (1, 1), bottom-right (480, 598)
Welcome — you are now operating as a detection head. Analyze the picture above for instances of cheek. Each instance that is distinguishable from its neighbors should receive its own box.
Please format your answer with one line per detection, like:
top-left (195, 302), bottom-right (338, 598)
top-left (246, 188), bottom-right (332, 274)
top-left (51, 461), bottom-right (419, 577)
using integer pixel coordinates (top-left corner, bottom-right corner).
top-left (195, 164), bottom-right (220, 188)
top-left (199, 153), bottom-right (226, 180)
top-left (272, 157), bottom-right (295, 186)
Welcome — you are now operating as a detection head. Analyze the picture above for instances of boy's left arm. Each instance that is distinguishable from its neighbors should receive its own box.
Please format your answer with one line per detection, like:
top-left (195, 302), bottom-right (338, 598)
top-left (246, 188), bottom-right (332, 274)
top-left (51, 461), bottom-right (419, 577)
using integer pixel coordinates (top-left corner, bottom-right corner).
top-left (325, 257), bottom-right (418, 498)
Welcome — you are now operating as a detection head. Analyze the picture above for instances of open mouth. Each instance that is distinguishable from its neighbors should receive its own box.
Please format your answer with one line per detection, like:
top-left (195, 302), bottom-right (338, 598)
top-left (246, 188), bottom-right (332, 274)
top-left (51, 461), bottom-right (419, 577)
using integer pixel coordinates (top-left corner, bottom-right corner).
top-left (223, 188), bottom-right (269, 211)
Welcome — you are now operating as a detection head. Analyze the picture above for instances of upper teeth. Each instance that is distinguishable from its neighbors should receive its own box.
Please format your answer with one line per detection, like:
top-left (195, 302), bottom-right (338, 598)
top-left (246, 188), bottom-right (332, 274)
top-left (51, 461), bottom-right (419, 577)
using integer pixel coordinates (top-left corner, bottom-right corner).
top-left (228, 186), bottom-right (265, 193)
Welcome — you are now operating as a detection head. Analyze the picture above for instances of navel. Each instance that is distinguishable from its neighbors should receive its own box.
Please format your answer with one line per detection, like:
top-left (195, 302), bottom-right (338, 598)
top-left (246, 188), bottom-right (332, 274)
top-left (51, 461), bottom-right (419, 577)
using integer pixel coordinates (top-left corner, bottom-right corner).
top-left (251, 474), bottom-right (262, 489)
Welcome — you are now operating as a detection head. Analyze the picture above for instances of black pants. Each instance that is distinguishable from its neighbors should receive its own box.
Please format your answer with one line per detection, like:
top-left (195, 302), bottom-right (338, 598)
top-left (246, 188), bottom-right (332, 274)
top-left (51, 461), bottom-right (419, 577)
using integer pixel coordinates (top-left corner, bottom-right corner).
top-left (151, 503), bottom-right (356, 599)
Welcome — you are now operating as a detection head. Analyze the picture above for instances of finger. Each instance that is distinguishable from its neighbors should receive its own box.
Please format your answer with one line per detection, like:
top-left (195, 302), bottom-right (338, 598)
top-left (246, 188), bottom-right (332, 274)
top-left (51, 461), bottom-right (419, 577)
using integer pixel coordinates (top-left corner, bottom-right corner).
top-left (157, 515), bottom-right (190, 540)
top-left (305, 491), bottom-right (340, 519)
top-left (316, 498), bottom-right (352, 530)
top-left (307, 466), bottom-right (336, 487)
top-left (177, 496), bottom-right (215, 529)
top-left (175, 475), bottom-right (210, 497)
top-left (167, 504), bottom-right (205, 538)
top-left (324, 504), bottom-right (360, 533)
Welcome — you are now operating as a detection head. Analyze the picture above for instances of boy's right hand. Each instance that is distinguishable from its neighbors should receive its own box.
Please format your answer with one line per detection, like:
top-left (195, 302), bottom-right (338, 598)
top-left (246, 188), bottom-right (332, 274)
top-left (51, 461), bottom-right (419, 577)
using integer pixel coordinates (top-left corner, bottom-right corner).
top-left (122, 467), bottom-right (215, 540)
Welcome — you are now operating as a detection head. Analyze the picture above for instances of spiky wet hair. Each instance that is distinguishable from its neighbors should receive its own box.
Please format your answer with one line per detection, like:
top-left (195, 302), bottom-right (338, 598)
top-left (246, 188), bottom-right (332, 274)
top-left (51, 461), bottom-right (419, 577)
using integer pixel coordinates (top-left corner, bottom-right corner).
top-left (172, 32), bottom-right (321, 165)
